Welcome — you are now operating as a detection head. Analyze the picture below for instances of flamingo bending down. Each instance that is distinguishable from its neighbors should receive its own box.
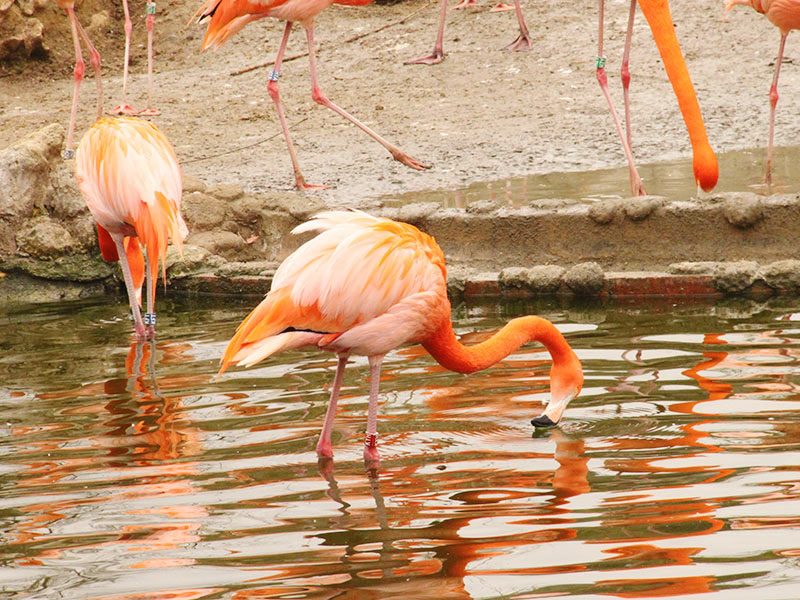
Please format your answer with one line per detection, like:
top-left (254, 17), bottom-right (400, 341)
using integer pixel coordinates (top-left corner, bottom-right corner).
top-left (725, 0), bottom-right (800, 184)
top-left (114, 0), bottom-right (161, 116)
top-left (74, 117), bottom-right (188, 340)
top-left (405, 0), bottom-right (533, 65)
top-left (597, 0), bottom-right (719, 196)
top-left (218, 211), bottom-right (584, 463)
top-left (195, 0), bottom-right (430, 190)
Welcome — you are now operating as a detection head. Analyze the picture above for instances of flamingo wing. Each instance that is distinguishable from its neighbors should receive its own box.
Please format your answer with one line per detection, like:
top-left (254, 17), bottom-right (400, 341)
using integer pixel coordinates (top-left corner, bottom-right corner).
top-left (195, 0), bottom-right (291, 49)
top-left (220, 211), bottom-right (447, 371)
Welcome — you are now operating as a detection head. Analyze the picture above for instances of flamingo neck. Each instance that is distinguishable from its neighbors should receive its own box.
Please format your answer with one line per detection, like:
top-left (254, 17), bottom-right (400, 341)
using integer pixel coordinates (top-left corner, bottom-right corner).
top-left (422, 316), bottom-right (576, 375)
top-left (638, 0), bottom-right (719, 191)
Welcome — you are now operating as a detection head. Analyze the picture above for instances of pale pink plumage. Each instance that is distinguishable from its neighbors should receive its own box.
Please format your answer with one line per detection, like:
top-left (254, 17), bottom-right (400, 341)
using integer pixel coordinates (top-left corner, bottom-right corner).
top-left (75, 116), bottom-right (187, 339)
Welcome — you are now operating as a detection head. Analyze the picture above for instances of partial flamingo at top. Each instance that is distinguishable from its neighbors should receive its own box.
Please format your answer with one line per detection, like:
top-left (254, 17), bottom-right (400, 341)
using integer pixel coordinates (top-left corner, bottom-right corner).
top-left (194, 0), bottom-right (430, 190)
top-left (596, 0), bottom-right (719, 196)
top-left (725, 0), bottom-right (800, 184)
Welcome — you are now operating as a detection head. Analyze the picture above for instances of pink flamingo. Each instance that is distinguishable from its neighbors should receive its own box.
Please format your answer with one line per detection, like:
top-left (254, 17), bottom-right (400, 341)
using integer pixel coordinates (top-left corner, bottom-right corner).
top-left (218, 211), bottom-right (584, 463)
top-left (194, 0), bottom-right (430, 190)
top-left (405, 0), bottom-right (533, 65)
top-left (597, 1), bottom-right (719, 196)
top-left (74, 117), bottom-right (188, 340)
top-left (726, 0), bottom-right (800, 183)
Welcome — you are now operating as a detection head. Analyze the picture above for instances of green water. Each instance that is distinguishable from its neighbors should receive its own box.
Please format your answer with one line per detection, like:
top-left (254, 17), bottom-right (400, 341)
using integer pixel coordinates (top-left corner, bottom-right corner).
top-left (385, 146), bottom-right (800, 208)
top-left (1, 296), bottom-right (800, 599)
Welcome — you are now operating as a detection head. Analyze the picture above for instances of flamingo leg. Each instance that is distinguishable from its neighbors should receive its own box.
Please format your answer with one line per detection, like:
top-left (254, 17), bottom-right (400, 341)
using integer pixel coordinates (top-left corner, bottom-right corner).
top-left (112, 235), bottom-right (147, 340)
top-left (139, 2), bottom-right (161, 116)
top-left (144, 249), bottom-right (156, 340)
top-left (316, 353), bottom-right (349, 458)
top-left (74, 18), bottom-right (103, 120)
top-left (363, 354), bottom-right (384, 463)
top-left (113, 0), bottom-right (138, 115)
top-left (502, 0), bottom-right (532, 52)
top-left (305, 25), bottom-right (430, 171)
top-left (766, 32), bottom-right (788, 186)
top-left (405, 0), bottom-right (448, 65)
top-left (63, 7), bottom-right (85, 159)
top-left (267, 22), bottom-right (324, 190)
top-left (621, 0), bottom-right (635, 151)
top-left (596, 0), bottom-right (645, 196)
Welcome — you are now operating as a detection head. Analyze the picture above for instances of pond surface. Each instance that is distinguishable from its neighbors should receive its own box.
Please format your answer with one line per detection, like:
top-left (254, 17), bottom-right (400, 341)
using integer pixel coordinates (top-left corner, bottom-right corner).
top-left (385, 146), bottom-right (800, 208)
top-left (1, 295), bottom-right (799, 599)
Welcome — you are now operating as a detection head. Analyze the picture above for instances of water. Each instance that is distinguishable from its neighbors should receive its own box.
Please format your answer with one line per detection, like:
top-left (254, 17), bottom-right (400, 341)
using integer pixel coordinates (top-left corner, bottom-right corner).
top-left (1, 296), bottom-right (800, 599)
top-left (385, 146), bottom-right (800, 208)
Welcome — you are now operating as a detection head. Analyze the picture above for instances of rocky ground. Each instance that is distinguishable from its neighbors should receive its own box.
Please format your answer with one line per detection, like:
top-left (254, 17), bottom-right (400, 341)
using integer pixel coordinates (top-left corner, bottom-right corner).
top-left (1, 0), bottom-right (799, 305)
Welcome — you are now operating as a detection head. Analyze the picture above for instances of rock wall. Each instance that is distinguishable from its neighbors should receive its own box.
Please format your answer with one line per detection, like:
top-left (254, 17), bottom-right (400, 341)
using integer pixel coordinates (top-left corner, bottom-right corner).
top-left (0, 0), bottom-right (46, 61)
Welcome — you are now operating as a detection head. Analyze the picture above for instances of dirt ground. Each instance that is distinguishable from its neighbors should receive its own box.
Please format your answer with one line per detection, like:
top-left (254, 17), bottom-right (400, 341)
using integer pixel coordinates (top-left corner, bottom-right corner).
top-left (1, 0), bottom-right (798, 204)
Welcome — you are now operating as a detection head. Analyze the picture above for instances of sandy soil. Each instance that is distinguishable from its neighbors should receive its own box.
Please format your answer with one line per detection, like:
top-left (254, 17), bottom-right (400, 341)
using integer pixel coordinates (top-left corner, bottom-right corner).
top-left (1, 0), bottom-right (798, 204)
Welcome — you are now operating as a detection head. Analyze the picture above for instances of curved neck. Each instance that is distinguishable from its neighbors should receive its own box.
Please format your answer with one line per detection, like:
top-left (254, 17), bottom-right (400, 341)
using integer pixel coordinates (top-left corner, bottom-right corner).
top-left (422, 316), bottom-right (576, 374)
top-left (639, 0), bottom-right (718, 190)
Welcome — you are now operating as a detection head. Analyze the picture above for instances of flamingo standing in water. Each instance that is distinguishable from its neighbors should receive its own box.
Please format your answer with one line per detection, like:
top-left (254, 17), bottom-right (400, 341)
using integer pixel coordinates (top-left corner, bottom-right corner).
top-left (74, 116), bottom-right (187, 340)
top-left (59, 0), bottom-right (160, 158)
top-left (725, 0), bottom-right (800, 183)
top-left (194, 0), bottom-right (430, 190)
top-left (218, 211), bottom-right (584, 463)
top-left (597, 1), bottom-right (719, 196)
top-left (405, 0), bottom-right (533, 65)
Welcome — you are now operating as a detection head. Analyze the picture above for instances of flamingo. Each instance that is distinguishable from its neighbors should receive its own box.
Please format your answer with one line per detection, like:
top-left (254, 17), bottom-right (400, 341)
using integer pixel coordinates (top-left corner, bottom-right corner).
top-left (194, 0), bottom-right (430, 190)
top-left (74, 116), bottom-right (188, 340)
top-left (114, 0), bottom-right (161, 116)
top-left (725, 0), bottom-right (800, 184)
top-left (218, 211), bottom-right (584, 463)
top-left (59, 0), bottom-right (159, 158)
top-left (405, 0), bottom-right (533, 65)
top-left (597, 1), bottom-right (719, 196)
top-left (59, 0), bottom-right (103, 159)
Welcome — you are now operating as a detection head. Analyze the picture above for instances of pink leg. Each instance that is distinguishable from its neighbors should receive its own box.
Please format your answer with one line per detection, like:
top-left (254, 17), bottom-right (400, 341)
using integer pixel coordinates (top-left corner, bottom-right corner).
top-left (306, 25), bottom-right (430, 171)
top-left (112, 235), bottom-right (147, 340)
top-left (363, 355), bottom-right (384, 464)
top-left (268, 21), bottom-right (326, 190)
top-left (621, 0), bottom-right (635, 151)
top-left (63, 7), bottom-right (85, 159)
top-left (405, 0), bottom-right (448, 65)
top-left (144, 250), bottom-right (156, 340)
top-left (113, 0), bottom-right (138, 115)
top-left (74, 18), bottom-right (103, 120)
top-left (766, 32), bottom-right (788, 186)
top-left (316, 354), bottom-right (349, 458)
top-left (139, 2), bottom-right (161, 116)
top-left (502, 0), bottom-right (532, 52)
top-left (596, 0), bottom-right (645, 196)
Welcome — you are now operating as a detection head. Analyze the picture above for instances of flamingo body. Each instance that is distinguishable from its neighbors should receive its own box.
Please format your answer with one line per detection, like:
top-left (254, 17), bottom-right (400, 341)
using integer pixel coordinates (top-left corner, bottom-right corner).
top-left (221, 212), bottom-right (584, 462)
top-left (75, 116), bottom-right (187, 339)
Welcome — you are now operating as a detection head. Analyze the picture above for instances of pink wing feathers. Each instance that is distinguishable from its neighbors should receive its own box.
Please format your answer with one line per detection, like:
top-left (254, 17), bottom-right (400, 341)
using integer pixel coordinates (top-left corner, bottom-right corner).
top-left (75, 117), bottom-right (188, 308)
top-left (195, 0), bottom-right (290, 49)
top-left (220, 211), bottom-right (448, 372)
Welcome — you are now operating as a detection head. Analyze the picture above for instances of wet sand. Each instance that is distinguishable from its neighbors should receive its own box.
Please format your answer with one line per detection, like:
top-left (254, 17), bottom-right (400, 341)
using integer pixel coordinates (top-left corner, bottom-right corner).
top-left (1, 0), bottom-right (797, 204)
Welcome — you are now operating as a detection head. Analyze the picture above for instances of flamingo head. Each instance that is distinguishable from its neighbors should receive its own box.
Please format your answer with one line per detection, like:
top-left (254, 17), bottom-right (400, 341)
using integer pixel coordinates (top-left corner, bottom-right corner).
top-left (694, 143), bottom-right (719, 193)
top-left (531, 350), bottom-right (584, 427)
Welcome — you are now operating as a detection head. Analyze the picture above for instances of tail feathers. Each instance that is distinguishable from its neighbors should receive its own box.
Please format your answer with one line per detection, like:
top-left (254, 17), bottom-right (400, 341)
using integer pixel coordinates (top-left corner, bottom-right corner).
top-left (202, 14), bottom-right (261, 49)
top-left (226, 331), bottom-right (323, 373)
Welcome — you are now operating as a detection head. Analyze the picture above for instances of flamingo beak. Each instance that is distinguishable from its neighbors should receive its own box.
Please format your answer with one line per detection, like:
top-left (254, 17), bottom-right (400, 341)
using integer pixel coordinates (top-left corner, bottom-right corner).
top-left (531, 390), bottom-right (577, 428)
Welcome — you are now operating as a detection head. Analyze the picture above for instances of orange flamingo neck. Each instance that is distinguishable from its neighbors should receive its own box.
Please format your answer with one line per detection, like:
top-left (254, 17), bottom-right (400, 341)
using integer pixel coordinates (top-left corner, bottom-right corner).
top-left (639, 0), bottom-right (719, 191)
top-left (422, 316), bottom-right (577, 375)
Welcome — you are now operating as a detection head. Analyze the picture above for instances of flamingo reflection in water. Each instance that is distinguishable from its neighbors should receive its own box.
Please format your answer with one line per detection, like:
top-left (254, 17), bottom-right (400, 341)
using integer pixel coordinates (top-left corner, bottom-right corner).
top-left (7, 341), bottom-right (208, 577)
top-left (218, 211), bottom-right (584, 465)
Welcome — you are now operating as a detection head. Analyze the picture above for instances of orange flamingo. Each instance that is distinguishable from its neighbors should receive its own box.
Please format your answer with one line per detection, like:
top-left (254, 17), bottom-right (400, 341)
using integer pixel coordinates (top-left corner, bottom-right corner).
top-left (74, 116), bottom-right (187, 340)
top-left (726, 0), bottom-right (800, 183)
top-left (405, 0), bottom-right (533, 65)
top-left (597, 0), bottom-right (719, 196)
top-left (218, 211), bottom-right (583, 463)
top-left (194, 0), bottom-right (430, 190)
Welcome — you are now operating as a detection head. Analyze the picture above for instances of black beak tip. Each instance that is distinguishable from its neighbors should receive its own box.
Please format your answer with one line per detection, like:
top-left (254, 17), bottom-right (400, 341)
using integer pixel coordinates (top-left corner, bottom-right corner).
top-left (530, 414), bottom-right (557, 428)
